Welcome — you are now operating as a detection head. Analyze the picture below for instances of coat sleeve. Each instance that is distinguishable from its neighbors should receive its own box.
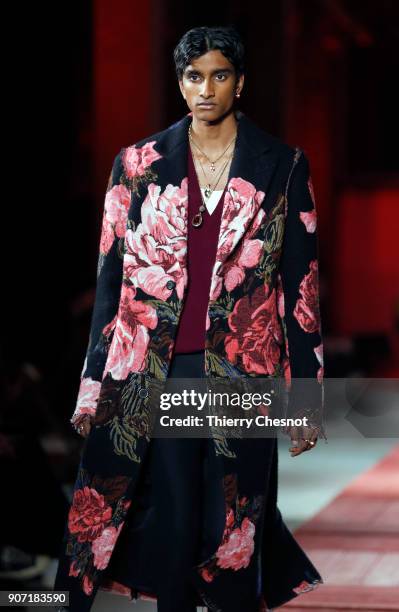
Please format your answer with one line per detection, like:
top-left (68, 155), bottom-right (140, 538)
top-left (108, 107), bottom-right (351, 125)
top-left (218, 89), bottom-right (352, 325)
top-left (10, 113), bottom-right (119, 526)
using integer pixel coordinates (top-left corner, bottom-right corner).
top-left (70, 150), bottom-right (128, 429)
top-left (277, 149), bottom-right (326, 439)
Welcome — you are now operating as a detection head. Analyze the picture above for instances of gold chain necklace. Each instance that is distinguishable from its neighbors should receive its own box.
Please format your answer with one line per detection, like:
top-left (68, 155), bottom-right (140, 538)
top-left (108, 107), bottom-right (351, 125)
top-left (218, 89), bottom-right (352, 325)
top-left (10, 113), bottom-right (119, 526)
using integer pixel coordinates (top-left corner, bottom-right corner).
top-left (190, 135), bottom-right (232, 199)
top-left (189, 143), bottom-right (234, 228)
top-left (194, 150), bottom-right (231, 196)
top-left (188, 123), bottom-right (236, 173)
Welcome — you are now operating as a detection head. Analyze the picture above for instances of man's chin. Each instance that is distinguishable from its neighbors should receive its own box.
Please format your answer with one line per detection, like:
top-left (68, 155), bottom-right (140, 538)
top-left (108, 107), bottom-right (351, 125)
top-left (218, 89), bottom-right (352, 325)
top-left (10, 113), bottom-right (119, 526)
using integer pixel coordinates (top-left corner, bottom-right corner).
top-left (193, 105), bottom-right (235, 124)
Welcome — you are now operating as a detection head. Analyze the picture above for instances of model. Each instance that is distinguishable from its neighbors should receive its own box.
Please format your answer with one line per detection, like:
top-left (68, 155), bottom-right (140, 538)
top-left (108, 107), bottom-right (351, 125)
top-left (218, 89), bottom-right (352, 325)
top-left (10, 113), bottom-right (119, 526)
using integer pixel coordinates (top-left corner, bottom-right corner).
top-left (54, 25), bottom-right (325, 612)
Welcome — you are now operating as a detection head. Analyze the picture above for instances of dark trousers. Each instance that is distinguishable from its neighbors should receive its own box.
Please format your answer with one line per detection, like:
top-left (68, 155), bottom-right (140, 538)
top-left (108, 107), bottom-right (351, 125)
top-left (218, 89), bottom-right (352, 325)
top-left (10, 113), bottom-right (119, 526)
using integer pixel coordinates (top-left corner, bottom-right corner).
top-left (104, 349), bottom-right (222, 611)
top-left (150, 436), bottom-right (205, 611)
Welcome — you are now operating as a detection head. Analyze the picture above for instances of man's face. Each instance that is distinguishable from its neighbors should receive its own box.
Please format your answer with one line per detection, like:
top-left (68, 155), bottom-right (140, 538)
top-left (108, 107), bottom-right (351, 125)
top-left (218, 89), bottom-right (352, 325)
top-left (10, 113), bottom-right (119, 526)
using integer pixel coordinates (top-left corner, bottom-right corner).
top-left (179, 49), bottom-right (244, 121)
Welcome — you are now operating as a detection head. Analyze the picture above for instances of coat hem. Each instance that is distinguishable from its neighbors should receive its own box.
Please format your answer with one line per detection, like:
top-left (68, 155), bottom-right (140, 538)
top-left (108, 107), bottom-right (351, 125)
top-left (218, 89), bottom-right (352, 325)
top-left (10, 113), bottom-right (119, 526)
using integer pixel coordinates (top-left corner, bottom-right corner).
top-left (98, 576), bottom-right (323, 610)
top-left (265, 577), bottom-right (323, 610)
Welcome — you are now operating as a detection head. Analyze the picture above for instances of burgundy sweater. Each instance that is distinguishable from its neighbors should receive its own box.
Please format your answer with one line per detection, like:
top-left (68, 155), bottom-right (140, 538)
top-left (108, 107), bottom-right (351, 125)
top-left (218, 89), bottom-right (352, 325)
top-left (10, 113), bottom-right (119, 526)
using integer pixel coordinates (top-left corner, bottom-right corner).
top-left (173, 146), bottom-right (226, 354)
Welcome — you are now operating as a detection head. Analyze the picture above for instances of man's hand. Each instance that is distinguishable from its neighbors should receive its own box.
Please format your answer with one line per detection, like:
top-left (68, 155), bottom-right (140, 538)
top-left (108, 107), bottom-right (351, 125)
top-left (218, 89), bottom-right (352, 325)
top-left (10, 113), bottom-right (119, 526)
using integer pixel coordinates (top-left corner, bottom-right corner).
top-left (286, 424), bottom-right (318, 457)
top-left (72, 414), bottom-right (93, 438)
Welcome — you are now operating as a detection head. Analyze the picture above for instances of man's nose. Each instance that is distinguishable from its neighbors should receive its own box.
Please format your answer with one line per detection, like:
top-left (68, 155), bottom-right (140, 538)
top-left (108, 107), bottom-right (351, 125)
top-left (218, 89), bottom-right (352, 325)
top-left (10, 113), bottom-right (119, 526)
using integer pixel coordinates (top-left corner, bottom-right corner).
top-left (200, 78), bottom-right (215, 98)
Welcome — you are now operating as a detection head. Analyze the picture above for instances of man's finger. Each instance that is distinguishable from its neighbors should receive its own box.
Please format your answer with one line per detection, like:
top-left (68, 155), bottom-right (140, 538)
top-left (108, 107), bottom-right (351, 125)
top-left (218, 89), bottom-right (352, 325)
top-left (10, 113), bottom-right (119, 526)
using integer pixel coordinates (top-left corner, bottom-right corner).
top-left (289, 425), bottom-right (300, 447)
top-left (75, 416), bottom-right (92, 438)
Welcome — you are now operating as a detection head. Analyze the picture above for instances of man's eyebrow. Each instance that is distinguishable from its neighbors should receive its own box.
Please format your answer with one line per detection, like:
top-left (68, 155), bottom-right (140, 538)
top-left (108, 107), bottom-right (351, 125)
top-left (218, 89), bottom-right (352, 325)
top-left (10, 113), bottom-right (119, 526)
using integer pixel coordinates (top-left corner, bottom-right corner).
top-left (212, 68), bottom-right (233, 74)
top-left (185, 68), bottom-right (233, 75)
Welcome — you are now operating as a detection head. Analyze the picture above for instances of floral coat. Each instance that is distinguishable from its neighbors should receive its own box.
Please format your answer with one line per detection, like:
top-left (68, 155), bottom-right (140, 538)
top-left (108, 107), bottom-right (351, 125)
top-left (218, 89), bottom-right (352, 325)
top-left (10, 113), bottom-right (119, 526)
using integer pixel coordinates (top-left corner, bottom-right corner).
top-left (54, 110), bottom-right (325, 611)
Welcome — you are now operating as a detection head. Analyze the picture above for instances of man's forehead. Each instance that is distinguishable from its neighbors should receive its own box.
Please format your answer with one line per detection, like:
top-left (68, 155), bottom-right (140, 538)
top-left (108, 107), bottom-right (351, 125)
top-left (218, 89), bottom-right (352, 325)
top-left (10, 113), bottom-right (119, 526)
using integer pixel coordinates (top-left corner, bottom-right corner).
top-left (184, 55), bottom-right (233, 73)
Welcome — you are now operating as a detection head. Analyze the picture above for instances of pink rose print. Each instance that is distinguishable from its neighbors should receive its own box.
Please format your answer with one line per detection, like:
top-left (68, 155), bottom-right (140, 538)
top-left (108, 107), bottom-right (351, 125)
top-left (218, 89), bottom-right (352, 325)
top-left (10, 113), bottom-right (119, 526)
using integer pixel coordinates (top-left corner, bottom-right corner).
top-left (219, 178), bottom-right (265, 260)
top-left (293, 260), bottom-right (321, 334)
top-left (100, 184), bottom-right (131, 255)
top-left (92, 523), bottom-right (123, 570)
top-left (225, 285), bottom-right (283, 375)
top-left (68, 560), bottom-right (80, 577)
top-left (224, 237), bottom-right (265, 293)
top-left (226, 507), bottom-right (235, 528)
top-left (215, 516), bottom-right (256, 570)
top-left (68, 486), bottom-right (112, 543)
top-left (314, 343), bottom-right (324, 383)
top-left (83, 574), bottom-right (93, 596)
top-left (105, 184), bottom-right (131, 238)
top-left (102, 314), bottom-right (117, 340)
top-left (100, 212), bottom-right (115, 255)
top-left (103, 284), bottom-right (158, 380)
top-left (123, 179), bottom-right (188, 301)
top-left (75, 377), bottom-right (102, 417)
top-left (219, 207), bottom-right (266, 296)
top-left (122, 141), bottom-right (162, 178)
top-left (103, 284), bottom-right (158, 381)
top-left (293, 579), bottom-right (316, 595)
top-left (308, 177), bottom-right (316, 206)
top-left (199, 567), bottom-right (214, 583)
top-left (276, 274), bottom-right (285, 319)
top-left (300, 209), bottom-right (317, 233)
top-left (210, 182), bottom-right (265, 301)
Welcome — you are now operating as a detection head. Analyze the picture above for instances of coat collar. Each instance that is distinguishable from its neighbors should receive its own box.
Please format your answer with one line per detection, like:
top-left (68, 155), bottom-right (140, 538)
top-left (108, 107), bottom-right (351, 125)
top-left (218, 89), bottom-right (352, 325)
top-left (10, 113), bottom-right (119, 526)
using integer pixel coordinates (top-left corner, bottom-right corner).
top-left (152, 110), bottom-right (280, 281)
top-left (154, 109), bottom-right (277, 179)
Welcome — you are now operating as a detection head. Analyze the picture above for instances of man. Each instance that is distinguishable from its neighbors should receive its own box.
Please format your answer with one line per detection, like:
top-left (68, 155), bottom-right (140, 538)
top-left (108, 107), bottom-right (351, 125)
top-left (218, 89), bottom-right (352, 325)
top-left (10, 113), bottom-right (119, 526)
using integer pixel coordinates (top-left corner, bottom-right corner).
top-left (58, 25), bottom-right (325, 612)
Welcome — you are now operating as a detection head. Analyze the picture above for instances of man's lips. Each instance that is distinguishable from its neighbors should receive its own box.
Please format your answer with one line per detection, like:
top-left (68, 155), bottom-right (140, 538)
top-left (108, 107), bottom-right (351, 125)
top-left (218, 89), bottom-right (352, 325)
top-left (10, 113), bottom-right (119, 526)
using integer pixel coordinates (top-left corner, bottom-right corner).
top-left (197, 102), bottom-right (216, 107)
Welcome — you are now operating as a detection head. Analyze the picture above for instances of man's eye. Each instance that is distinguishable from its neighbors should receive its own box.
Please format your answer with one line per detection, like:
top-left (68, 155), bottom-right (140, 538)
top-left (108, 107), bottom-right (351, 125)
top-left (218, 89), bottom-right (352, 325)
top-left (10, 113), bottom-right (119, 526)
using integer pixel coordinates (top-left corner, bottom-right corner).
top-left (216, 74), bottom-right (227, 80)
top-left (189, 74), bottom-right (200, 81)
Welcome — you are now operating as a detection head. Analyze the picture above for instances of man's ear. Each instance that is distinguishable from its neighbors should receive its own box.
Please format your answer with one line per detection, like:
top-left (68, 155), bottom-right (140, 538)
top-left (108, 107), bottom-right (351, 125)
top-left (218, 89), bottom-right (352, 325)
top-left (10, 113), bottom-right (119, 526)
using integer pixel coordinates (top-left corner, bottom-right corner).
top-left (236, 73), bottom-right (245, 95)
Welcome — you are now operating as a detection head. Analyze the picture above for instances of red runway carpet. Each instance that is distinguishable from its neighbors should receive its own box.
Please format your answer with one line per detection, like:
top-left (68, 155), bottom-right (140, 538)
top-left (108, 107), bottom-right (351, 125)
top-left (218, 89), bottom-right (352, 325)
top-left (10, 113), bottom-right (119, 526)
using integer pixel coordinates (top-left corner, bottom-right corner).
top-left (280, 445), bottom-right (399, 611)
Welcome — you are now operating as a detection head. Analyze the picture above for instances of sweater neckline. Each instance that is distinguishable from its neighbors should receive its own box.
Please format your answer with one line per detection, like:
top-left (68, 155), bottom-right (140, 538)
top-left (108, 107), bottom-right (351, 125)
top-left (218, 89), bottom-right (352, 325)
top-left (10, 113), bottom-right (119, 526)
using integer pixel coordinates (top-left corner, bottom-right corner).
top-left (199, 188), bottom-right (224, 215)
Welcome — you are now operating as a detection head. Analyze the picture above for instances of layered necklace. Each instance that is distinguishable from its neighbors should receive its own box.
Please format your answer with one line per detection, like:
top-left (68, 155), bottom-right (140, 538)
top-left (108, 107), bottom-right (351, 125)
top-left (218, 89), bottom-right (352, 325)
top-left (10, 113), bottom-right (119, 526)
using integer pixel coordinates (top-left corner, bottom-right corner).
top-left (188, 123), bottom-right (237, 227)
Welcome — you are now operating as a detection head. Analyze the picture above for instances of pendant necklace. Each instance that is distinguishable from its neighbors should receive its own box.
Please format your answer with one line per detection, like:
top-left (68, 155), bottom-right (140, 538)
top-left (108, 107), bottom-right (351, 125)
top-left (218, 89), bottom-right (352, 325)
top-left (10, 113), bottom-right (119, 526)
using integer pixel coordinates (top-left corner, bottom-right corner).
top-left (189, 122), bottom-right (235, 171)
top-left (188, 123), bottom-right (237, 206)
top-left (189, 130), bottom-right (235, 228)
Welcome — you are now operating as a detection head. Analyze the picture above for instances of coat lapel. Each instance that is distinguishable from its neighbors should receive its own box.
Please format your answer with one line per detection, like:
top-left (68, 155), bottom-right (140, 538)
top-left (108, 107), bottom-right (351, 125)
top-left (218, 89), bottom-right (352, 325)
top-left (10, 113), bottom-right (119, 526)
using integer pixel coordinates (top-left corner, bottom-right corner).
top-left (152, 110), bottom-right (280, 293)
top-left (151, 113), bottom-right (191, 191)
top-left (214, 111), bottom-right (279, 274)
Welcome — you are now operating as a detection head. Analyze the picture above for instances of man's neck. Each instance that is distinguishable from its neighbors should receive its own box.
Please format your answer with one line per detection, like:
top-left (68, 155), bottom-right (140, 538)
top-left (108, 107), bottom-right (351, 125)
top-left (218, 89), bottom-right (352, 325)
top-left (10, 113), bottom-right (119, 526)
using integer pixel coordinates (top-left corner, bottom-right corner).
top-left (190, 109), bottom-right (238, 157)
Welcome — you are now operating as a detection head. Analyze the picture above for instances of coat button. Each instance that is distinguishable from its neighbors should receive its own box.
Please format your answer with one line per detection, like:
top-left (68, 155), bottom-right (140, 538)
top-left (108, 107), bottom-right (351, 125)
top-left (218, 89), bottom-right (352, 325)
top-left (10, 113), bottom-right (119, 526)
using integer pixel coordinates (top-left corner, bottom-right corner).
top-left (138, 387), bottom-right (149, 399)
top-left (166, 280), bottom-right (175, 290)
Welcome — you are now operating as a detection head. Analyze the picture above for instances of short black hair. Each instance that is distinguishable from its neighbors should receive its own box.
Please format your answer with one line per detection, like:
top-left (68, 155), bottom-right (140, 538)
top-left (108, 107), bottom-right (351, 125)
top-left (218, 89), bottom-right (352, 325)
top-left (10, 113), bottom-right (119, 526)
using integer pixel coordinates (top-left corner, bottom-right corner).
top-left (173, 26), bottom-right (245, 81)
